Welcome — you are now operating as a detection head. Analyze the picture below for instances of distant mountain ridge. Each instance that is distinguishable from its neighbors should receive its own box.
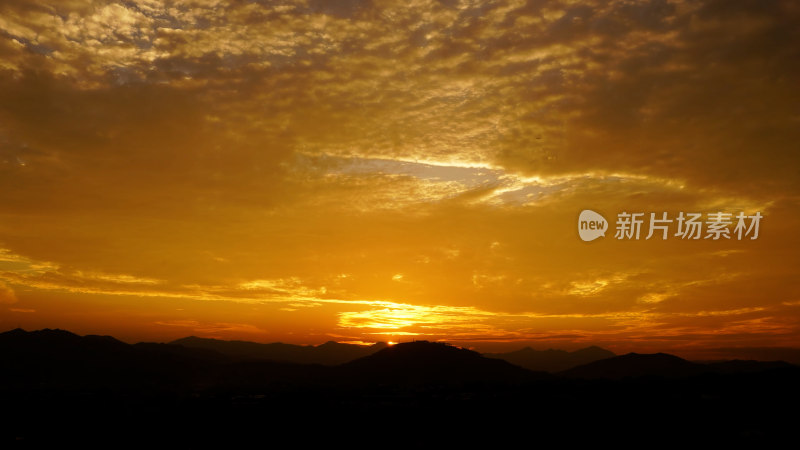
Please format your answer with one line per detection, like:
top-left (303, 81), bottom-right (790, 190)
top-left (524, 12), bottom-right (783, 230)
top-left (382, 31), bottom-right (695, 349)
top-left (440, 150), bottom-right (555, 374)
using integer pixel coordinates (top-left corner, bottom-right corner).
top-left (0, 328), bottom-right (222, 388)
top-left (341, 340), bottom-right (551, 384)
top-left (170, 335), bottom-right (388, 365)
top-left (4, 328), bottom-right (800, 443)
top-left (485, 345), bottom-right (616, 372)
top-left (1, 328), bottom-right (796, 386)
top-left (560, 352), bottom-right (794, 379)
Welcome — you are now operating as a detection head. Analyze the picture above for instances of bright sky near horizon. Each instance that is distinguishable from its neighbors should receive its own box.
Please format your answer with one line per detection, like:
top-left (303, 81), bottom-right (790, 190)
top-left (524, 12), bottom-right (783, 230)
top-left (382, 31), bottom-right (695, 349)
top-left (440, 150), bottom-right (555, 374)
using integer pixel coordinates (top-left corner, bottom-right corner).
top-left (0, 0), bottom-right (798, 357)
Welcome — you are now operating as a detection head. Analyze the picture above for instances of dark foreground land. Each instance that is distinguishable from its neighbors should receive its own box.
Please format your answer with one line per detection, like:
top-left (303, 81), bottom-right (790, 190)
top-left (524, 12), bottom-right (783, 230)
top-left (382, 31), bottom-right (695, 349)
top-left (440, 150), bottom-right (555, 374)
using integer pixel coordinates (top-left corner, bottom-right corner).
top-left (2, 329), bottom-right (798, 444)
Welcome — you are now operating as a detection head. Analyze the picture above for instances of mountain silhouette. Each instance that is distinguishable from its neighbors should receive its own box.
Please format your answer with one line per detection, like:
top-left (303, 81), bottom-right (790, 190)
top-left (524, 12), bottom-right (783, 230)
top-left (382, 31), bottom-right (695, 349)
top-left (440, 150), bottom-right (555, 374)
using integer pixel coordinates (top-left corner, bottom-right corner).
top-left (170, 335), bottom-right (387, 365)
top-left (705, 347), bottom-right (800, 365)
top-left (703, 359), bottom-right (794, 374)
top-left (561, 352), bottom-right (700, 379)
top-left (559, 352), bottom-right (794, 379)
top-left (4, 329), bottom-right (793, 386)
top-left (485, 345), bottom-right (615, 372)
top-left (0, 328), bottom-right (222, 389)
top-left (3, 328), bottom-right (800, 443)
top-left (340, 340), bottom-right (550, 384)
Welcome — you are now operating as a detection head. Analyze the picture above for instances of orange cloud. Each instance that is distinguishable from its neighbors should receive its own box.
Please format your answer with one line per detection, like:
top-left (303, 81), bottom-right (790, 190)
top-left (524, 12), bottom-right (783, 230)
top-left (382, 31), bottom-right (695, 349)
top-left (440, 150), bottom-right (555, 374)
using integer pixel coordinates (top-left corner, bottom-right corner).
top-left (0, 0), bottom-right (797, 352)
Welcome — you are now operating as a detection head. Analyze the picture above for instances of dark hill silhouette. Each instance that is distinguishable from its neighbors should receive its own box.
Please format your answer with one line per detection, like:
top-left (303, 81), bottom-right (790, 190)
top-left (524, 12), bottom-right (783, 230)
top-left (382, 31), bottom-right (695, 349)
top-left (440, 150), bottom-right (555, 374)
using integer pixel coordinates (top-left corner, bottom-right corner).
top-left (561, 352), bottom-right (699, 379)
top-left (1, 329), bottom-right (551, 389)
top-left (3, 328), bottom-right (800, 443)
top-left (0, 327), bottom-right (134, 362)
top-left (0, 328), bottom-right (222, 389)
top-left (560, 352), bottom-right (794, 379)
top-left (340, 340), bottom-right (550, 384)
top-left (485, 345), bottom-right (615, 372)
top-left (4, 329), bottom-right (793, 386)
top-left (170, 335), bottom-right (387, 365)
top-left (132, 341), bottom-right (232, 363)
top-left (707, 347), bottom-right (800, 365)
top-left (704, 359), bottom-right (794, 374)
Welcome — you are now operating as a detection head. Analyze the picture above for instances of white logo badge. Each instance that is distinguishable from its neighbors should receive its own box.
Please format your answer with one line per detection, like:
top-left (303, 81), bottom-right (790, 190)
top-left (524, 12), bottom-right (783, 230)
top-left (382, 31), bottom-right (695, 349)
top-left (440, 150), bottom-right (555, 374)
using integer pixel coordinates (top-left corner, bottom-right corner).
top-left (579, 210), bottom-right (608, 242)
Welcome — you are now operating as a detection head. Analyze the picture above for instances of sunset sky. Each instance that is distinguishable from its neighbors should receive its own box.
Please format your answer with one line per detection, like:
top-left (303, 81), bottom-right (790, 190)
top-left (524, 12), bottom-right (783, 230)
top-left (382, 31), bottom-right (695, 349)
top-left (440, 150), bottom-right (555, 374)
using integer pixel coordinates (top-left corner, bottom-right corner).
top-left (1, 0), bottom-right (798, 357)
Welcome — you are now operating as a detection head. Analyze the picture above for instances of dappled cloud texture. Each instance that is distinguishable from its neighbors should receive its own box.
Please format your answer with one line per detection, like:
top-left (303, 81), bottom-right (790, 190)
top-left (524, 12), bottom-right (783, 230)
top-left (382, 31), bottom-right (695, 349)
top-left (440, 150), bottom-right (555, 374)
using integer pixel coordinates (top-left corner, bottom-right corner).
top-left (0, 0), bottom-right (798, 355)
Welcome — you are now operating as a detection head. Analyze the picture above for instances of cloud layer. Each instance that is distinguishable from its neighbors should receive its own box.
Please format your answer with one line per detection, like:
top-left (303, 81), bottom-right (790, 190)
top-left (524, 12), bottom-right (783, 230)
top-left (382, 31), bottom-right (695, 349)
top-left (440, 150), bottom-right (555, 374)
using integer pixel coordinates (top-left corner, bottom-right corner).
top-left (0, 0), bottom-right (798, 354)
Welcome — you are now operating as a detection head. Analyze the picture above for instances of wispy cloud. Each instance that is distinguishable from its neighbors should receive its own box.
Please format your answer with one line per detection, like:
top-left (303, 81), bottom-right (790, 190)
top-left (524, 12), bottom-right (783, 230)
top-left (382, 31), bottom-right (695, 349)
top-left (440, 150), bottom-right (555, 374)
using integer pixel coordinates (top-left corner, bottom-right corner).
top-left (0, 0), bottom-right (797, 349)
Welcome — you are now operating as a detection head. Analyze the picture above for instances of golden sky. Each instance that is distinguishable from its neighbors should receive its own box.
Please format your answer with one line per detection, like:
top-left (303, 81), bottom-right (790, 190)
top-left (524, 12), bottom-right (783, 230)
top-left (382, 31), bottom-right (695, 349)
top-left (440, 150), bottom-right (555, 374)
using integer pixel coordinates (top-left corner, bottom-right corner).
top-left (1, 0), bottom-right (798, 357)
